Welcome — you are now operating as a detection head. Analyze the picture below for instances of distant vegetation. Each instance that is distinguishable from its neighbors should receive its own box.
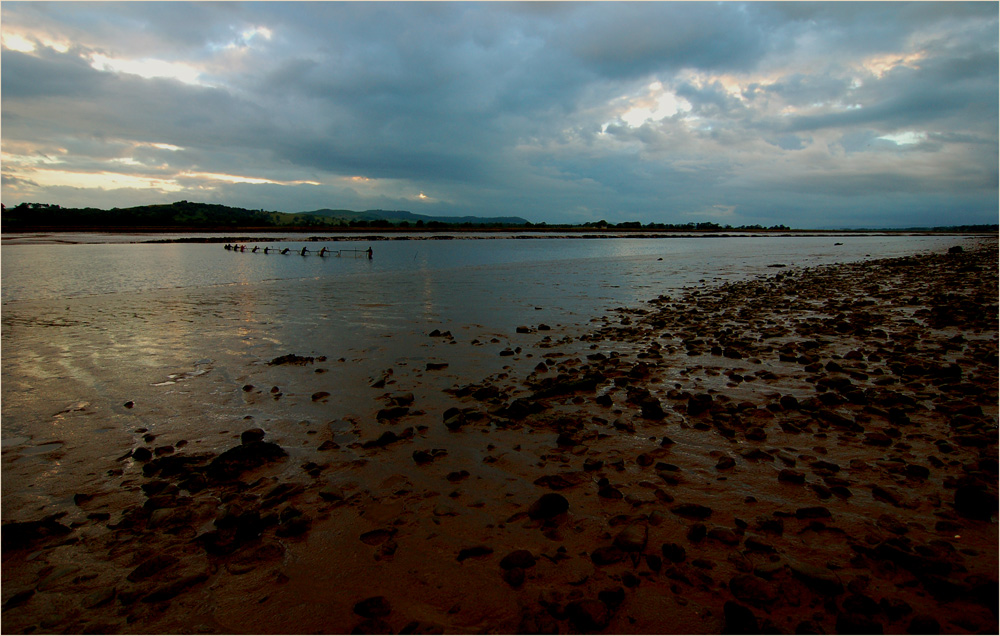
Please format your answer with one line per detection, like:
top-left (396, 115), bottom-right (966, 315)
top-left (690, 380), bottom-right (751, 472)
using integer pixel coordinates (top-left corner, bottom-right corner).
top-left (1, 201), bottom-right (997, 234)
top-left (0, 201), bottom-right (529, 230)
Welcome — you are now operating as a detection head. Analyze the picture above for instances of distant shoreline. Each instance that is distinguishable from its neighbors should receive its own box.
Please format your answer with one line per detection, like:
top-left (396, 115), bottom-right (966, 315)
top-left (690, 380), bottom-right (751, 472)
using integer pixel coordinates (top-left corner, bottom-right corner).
top-left (2, 226), bottom-right (996, 247)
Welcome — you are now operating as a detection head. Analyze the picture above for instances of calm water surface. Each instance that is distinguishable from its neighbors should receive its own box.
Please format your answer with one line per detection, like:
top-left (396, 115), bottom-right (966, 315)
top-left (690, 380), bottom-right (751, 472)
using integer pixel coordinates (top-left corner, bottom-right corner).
top-left (0, 234), bottom-right (972, 515)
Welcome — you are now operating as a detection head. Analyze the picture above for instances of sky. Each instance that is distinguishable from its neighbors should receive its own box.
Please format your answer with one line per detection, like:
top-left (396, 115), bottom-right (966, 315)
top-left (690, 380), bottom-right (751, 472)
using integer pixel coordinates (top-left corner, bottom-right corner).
top-left (1, 2), bottom-right (997, 228)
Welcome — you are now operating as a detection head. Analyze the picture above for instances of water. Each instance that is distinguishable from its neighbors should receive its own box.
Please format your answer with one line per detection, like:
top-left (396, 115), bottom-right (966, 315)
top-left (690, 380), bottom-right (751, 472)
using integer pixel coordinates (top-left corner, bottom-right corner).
top-left (0, 233), bottom-right (971, 516)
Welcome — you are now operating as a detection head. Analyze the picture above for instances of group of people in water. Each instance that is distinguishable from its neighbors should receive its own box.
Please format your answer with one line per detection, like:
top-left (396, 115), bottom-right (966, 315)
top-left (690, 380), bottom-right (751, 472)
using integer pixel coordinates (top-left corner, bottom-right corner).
top-left (223, 244), bottom-right (373, 259)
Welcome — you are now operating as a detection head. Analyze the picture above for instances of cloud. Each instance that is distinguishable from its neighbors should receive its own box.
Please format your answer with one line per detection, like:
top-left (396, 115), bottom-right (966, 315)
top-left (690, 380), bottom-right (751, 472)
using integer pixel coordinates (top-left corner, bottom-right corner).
top-left (1, 2), bottom-right (996, 227)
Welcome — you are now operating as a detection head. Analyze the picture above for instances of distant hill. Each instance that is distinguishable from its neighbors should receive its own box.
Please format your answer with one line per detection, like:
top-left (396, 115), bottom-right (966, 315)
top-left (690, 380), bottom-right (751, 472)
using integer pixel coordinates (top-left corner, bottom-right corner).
top-left (303, 208), bottom-right (530, 226)
top-left (1, 201), bottom-right (530, 229)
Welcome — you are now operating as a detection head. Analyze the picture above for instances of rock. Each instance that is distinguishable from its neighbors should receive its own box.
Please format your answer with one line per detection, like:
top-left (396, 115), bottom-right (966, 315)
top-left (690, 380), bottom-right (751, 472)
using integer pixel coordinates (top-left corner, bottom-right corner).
top-left (276, 515), bottom-right (311, 537)
top-left (362, 431), bottom-right (399, 449)
top-left (716, 456), bottom-right (736, 470)
top-left (132, 447), bottom-right (153, 462)
top-left (954, 484), bottom-right (997, 520)
top-left (354, 596), bottom-right (392, 618)
top-left (517, 612), bottom-right (560, 635)
top-left (142, 573), bottom-right (208, 603)
top-left (707, 527), bottom-right (740, 545)
top-left (527, 493), bottom-right (569, 520)
top-left (723, 601), bottom-right (759, 634)
top-left (795, 506), bottom-right (831, 519)
top-left (360, 528), bottom-right (397, 546)
top-left (457, 546), bottom-right (493, 562)
top-left (613, 523), bottom-right (648, 552)
top-left (127, 554), bottom-right (179, 582)
top-left (268, 353), bottom-right (314, 365)
top-left (565, 599), bottom-right (610, 632)
top-left (352, 619), bottom-right (393, 635)
top-left (729, 574), bottom-right (779, 606)
top-left (81, 587), bottom-right (116, 609)
top-left (661, 542), bottom-right (686, 563)
top-left (590, 546), bottom-right (626, 565)
top-left (671, 503), bottom-right (713, 519)
top-left (778, 469), bottom-right (806, 484)
top-left (502, 567), bottom-right (525, 588)
top-left (123, 401), bottom-right (135, 409)
top-left (790, 561), bottom-right (844, 596)
top-left (2, 515), bottom-right (72, 553)
top-left (908, 614), bottom-right (941, 634)
top-left (598, 586), bottom-right (626, 609)
top-left (318, 484), bottom-right (345, 502)
top-left (499, 550), bottom-right (536, 570)
top-left (311, 391), bottom-right (331, 401)
top-left (535, 472), bottom-right (588, 490)
top-left (207, 441), bottom-right (286, 480)
top-left (836, 612), bottom-right (883, 634)
top-left (241, 428), bottom-right (266, 445)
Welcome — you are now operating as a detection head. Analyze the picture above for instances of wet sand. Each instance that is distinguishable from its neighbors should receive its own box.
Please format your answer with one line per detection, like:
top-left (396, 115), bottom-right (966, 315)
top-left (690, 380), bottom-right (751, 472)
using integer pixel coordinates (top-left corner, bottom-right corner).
top-left (2, 241), bottom-right (997, 634)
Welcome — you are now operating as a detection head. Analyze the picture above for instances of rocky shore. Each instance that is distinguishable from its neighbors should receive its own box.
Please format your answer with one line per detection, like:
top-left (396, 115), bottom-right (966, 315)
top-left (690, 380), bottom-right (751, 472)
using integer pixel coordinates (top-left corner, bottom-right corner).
top-left (2, 241), bottom-right (997, 634)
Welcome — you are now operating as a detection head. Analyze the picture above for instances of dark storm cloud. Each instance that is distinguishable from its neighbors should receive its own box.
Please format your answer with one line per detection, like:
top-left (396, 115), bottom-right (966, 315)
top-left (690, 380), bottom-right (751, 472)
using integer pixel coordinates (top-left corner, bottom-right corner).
top-left (1, 1), bottom-right (996, 227)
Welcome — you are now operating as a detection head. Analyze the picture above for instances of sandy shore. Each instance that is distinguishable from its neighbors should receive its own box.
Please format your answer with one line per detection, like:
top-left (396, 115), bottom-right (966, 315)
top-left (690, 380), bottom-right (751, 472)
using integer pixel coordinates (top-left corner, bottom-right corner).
top-left (2, 241), bottom-right (997, 634)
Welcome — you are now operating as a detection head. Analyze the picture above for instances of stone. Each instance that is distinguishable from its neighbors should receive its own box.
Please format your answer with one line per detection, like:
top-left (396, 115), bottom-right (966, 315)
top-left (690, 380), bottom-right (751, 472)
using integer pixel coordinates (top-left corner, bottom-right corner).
top-left (716, 456), bottom-right (736, 470)
top-left (778, 469), bottom-right (805, 484)
top-left (661, 542), bottom-right (686, 563)
top-left (954, 484), bottom-right (997, 521)
top-left (241, 428), bottom-right (266, 445)
top-left (457, 546), bottom-right (493, 562)
top-left (499, 550), bottom-right (536, 570)
top-left (836, 612), bottom-right (883, 635)
top-left (352, 619), bottom-right (393, 635)
top-left (354, 596), bottom-right (392, 618)
top-left (613, 523), bottom-right (647, 552)
top-left (908, 614), bottom-right (942, 634)
top-left (729, 574), bottom-right (779, 606)
top-left (207, 441), bottom-right (286, 481)
top-left (269, 353), bottom-right (314, 366)
top-left (671, 503), bottom-right (713, 519)
top-left (565, 599), bottom-right (610, 632)
top-left (590, 546), bottom-right (626, 565)
top-left (795, 506), bottom-right (831, 519)
top-left (722, 601), bottom-right (759, 635)
top-left (790, 561), bottom-right (844, 596)
top-left (527, 493), bottom-right (569, 520)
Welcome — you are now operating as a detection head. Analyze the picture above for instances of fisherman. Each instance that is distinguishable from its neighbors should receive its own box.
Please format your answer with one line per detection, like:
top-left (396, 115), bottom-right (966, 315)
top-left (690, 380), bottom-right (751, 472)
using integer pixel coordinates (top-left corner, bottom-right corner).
top-left (367, 247), bottom-right (373, 260)
top-left (319, 247), bottom-right (328, 256)
top-left (252, 246), bottom-right (259, 253)
top-left (264, 246), bottom-right (270, 254)
top-left (224, 244), bottom-right (231, 250)
top-left (281, 248), bottom-right (290, 255)
top-left (300, 246), bottom-right (309, 256)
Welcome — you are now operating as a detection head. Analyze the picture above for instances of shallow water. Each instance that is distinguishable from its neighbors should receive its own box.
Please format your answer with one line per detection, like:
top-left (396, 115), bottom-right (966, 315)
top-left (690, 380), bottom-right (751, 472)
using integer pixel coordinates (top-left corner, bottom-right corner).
top-left (0, 234), bottom-right (971, 516)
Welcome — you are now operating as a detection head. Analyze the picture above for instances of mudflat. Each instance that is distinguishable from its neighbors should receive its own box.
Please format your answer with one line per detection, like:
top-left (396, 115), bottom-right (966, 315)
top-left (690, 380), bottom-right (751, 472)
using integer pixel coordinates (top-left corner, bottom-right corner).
top-left (2, 241), bottom-right (997, 634)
